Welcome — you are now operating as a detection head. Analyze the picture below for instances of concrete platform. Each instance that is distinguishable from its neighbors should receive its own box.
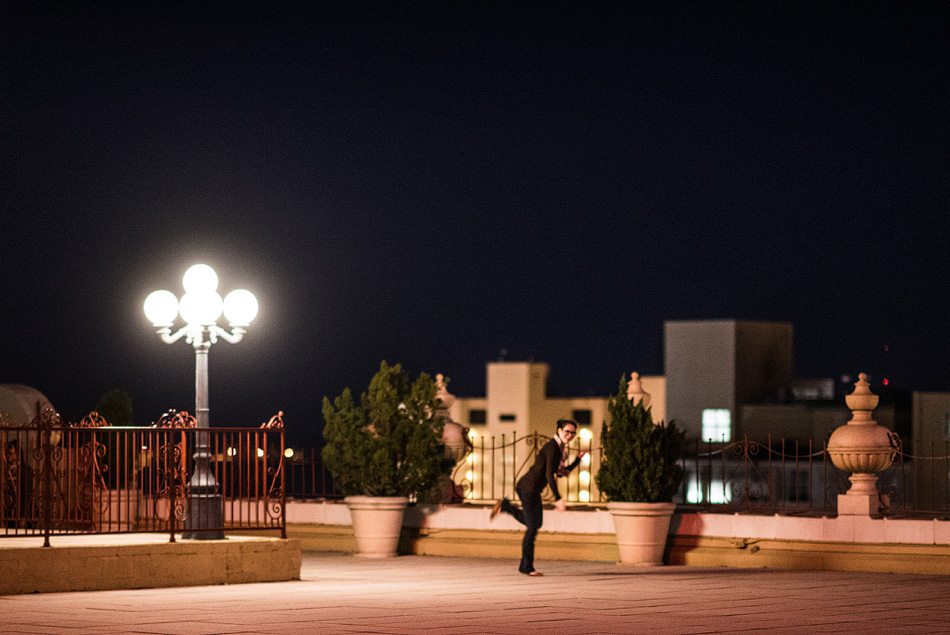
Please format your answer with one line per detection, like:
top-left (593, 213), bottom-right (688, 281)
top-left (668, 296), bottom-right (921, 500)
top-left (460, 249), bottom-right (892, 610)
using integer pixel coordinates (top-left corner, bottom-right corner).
top-left (0, 533), bottom-right (301, 595)
top-left (3, 552), bottom-right (950, 634)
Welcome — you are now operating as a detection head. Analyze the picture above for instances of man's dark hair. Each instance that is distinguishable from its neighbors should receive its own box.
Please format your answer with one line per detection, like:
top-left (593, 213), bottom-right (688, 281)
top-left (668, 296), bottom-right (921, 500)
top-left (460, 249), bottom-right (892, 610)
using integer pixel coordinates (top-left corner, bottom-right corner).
top-left (556, 419), bottom-right (577, 431)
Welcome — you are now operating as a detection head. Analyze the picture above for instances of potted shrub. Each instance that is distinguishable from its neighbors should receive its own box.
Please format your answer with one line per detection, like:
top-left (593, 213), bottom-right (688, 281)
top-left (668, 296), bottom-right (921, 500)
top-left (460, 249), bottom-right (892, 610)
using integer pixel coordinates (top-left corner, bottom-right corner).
top-left (595, 373), bottom-right (686, 565)
top-left (322, 361), bottom-right (446, 557)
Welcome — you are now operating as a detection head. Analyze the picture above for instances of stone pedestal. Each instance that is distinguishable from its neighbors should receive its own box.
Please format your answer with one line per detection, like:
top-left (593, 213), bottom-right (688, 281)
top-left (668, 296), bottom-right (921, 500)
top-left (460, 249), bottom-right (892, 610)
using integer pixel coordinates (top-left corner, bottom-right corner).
top-left (827, 373), bottom-right (898, 517)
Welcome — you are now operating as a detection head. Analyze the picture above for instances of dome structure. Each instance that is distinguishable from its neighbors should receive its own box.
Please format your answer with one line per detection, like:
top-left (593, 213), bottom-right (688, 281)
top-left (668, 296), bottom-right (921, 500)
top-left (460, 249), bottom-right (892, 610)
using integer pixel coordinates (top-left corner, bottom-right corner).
top-left (0, 384), bottom-right (54, 426)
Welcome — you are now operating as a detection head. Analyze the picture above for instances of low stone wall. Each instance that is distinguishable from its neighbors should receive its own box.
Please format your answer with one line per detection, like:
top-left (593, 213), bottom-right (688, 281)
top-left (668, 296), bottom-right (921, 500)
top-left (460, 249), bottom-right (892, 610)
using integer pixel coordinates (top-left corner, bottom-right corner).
top-left (288, 500), bottom-right (950, 574)
top-left (0, 535), bottom-right (301, 595)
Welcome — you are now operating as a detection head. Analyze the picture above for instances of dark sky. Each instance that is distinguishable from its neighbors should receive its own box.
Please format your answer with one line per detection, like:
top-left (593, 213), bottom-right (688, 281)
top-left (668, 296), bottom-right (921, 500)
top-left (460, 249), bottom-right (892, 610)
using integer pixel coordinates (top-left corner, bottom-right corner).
top-left (2, 2), bottom-right (949, 446)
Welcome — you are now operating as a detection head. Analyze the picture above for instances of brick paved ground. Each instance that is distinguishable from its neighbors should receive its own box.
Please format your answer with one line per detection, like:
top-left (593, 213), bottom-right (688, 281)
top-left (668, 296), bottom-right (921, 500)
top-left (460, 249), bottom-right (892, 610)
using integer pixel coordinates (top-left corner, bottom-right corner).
top-left (3, 552), bottom-right (950, 634)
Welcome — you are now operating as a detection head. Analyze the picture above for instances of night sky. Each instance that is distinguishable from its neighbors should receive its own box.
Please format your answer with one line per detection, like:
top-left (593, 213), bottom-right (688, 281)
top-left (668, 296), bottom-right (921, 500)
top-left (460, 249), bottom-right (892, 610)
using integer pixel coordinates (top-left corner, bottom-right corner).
top-left (3, 2), bottom-right (949, 446)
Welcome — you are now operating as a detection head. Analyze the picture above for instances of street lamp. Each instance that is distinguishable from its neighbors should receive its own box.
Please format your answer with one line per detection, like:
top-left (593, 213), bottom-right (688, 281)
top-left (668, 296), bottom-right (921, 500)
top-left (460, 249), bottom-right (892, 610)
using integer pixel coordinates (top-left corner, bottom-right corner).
top-left (144, 264), bottom-right (259, 539)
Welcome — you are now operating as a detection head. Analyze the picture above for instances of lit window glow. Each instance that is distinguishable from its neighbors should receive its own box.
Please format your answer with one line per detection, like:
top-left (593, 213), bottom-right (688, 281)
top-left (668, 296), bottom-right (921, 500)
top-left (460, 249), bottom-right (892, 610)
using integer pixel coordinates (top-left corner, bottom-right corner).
top-left (702, 409), bottom-right (731, 442)
top-left (686, 479), bottom-right (731, 504)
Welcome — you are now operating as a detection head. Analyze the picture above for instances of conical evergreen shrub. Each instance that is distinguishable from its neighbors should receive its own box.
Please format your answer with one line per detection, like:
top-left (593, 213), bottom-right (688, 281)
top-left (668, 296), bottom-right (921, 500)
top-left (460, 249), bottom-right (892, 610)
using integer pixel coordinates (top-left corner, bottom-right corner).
top-left (596, 375), bottom-right (686, 502)
top-left (322, 361), bottom-right (447, 498)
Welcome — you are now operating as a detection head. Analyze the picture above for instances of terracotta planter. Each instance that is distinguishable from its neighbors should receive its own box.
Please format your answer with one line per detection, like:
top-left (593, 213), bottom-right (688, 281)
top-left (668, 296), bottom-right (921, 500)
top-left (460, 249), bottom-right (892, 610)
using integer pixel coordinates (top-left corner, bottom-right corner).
top-left (607, 501), bottom-right (676, 566)
top-left (344, 496), bottom-right (409, 558)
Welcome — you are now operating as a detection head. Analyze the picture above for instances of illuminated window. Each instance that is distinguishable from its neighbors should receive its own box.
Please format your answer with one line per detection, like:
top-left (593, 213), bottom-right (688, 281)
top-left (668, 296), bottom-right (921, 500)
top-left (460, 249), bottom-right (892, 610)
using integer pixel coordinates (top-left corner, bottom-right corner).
top-left (686, 479), bottom-right (731, 504)
top-left (702, 409), bottom-right (731, 442)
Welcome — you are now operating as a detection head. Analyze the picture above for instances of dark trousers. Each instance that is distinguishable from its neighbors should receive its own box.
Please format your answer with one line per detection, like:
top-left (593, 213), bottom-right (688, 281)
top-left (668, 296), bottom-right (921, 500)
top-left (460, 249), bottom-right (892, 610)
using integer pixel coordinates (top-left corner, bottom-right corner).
top-left (510, 484), bottom-right (543, 573)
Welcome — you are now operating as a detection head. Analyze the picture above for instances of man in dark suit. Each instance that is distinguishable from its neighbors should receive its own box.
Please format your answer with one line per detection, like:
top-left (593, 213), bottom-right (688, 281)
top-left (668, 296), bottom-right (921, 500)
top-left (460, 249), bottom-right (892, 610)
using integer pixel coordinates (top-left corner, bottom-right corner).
top-left (490, 419), bottom-right (586, 575)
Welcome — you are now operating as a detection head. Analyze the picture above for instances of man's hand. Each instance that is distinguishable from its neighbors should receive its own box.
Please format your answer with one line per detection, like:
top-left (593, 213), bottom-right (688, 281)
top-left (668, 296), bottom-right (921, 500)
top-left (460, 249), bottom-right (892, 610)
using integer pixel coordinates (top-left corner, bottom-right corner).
top-left (555, 498), bottom-right (567, 512)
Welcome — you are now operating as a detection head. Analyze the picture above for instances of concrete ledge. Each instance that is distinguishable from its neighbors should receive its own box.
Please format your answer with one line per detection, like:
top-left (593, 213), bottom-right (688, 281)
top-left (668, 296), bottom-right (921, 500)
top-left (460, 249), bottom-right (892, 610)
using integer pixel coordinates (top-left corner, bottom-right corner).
top-left (289, 523), bottom-right (620, 562)
top-left (668, 535), bottom-right (950, 574)
top-left (290, 519), bottom-right (950, 575)
top-left (0, 534), bottom-right (301, 595)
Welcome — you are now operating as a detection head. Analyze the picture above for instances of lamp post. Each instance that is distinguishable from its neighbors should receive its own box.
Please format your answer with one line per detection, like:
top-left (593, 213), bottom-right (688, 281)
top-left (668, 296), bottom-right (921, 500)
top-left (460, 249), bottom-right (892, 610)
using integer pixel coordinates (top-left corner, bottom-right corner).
top-left (144, 264), bottom-right (259, 539)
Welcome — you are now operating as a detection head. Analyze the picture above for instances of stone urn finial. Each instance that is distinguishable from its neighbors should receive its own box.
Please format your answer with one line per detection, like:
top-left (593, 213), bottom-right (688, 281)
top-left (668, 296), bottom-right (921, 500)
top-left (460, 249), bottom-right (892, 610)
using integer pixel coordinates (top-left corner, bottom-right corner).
top-left (627, 372), bottom-right (651, 409)
top-left (435, 373), bottom-right (468, 465)
top-left (827, 372), bottom-right (899, 516)
top-left (435, 373), bottom-right (455, 411)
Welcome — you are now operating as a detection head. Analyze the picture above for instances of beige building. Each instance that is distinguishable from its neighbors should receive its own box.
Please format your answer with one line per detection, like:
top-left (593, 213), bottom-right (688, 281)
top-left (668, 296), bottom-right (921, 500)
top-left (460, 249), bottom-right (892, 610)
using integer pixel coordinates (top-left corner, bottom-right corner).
top-left (447, 361), bottom-right (664, 503)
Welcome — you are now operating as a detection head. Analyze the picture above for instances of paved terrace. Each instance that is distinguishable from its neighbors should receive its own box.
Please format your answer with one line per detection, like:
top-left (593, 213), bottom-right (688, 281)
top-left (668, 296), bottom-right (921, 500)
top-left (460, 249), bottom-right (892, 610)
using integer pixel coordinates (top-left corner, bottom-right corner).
top-left (3, 552), bottom-right (949, 634)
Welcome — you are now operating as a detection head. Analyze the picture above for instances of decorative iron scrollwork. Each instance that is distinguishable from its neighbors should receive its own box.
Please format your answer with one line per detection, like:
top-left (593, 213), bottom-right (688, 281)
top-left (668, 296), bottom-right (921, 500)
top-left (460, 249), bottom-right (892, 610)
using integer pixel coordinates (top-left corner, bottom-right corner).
top-left (148, 434), bottom-right (188, 522)
top-left (261, 411), bottom-right (284, 429)
top-left (74, 412), bottom-right (110, 428)
top-left (264, 462), bottom-right (284, 521)
top-left (30, 407), bottom-right (63, 428)
top-left (152, 410), bottom-right (198, 428)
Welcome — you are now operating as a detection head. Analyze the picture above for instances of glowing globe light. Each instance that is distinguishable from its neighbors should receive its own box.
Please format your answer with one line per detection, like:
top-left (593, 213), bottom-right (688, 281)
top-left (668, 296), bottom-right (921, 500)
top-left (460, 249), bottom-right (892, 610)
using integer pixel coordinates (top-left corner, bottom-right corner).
top-left (284, 447), bottom-right (295, 459)
top-left (144, 290), bottom-right (179, 327)
top-left (578, 427), bottom-right (593, 441)
top-left (223, 289), bottom-right (259, 326)
top-left (179, 290), bottom-right (224, 326)
top-left (182, 264), bottom-right (218, 293)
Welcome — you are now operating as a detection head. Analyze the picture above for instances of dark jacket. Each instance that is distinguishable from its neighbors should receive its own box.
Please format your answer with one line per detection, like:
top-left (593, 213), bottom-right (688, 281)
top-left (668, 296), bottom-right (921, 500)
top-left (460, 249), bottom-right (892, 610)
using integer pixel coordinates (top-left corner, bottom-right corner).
top-left (516, 437), bottom-right (580, 500)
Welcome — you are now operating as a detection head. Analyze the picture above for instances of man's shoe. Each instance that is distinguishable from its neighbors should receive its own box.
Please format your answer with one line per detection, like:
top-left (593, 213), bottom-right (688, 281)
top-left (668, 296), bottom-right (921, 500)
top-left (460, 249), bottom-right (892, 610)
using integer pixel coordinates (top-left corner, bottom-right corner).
top-left (490, 498), bottom-right (505, 521)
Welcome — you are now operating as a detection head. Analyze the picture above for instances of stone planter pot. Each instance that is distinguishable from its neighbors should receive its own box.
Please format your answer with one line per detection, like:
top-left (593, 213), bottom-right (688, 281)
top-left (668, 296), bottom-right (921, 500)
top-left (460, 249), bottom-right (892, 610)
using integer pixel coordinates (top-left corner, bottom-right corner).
top-left (607, 501), bottom-right (676, 566)
top-left (344, 496), bottom-right (409, 558)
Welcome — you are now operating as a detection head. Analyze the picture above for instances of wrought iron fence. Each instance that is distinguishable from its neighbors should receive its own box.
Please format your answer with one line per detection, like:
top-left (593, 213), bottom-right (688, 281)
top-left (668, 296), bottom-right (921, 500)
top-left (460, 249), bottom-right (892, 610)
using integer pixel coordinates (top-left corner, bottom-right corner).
top-left (0, 409), bottom-right (286, 544)
top-left (284, 433), bottom-right (950, 518)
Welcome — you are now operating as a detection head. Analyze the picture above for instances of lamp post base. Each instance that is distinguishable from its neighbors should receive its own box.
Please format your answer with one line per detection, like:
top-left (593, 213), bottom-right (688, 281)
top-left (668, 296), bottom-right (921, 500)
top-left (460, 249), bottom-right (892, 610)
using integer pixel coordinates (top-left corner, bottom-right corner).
top-left (181, 489), bottom-right (225, 540)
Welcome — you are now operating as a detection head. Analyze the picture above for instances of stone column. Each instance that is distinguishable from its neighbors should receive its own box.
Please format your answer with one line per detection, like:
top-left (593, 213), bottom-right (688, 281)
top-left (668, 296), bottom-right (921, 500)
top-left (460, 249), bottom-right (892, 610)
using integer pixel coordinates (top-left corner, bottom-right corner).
top-left (827, 373), bottom-right (899, 516)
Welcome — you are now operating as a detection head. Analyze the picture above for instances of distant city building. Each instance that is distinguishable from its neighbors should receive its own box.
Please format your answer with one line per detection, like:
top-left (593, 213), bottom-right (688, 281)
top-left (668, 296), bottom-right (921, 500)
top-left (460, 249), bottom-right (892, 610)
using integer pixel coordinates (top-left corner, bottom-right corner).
top-left (447, 361), bottom-right (663, 503)
top-left (446, 320), bottom-right (929, 504)
top-left (911, 392), bottom-right (950, 508)
top-left (448, 361), bottom-right (665, 446)
top-left (664, 319), bottom-right (795, 442)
